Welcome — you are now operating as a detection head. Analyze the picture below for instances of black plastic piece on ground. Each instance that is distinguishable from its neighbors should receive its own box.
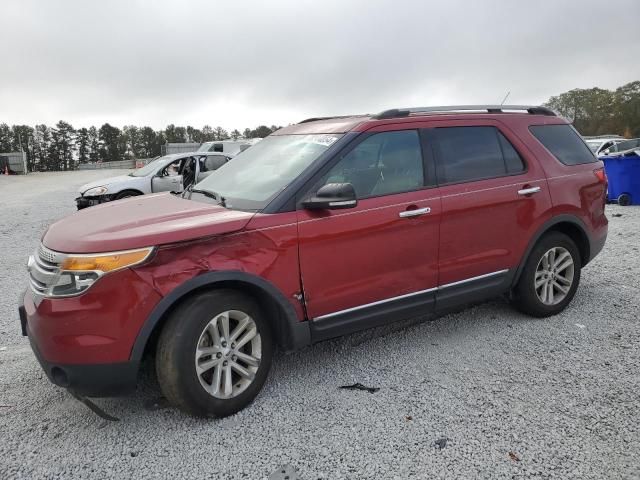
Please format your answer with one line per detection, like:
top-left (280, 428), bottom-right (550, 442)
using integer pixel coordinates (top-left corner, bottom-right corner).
top-left (339, 382), bottom-right (380, 393)
top-left (434, 437), bottom-right (448, 449)
top-left (68, 390), bottom-right (120, 421)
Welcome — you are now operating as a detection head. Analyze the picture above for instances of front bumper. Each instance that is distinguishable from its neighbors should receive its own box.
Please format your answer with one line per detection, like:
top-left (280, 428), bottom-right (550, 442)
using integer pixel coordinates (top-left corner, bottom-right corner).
top-left (24, 316), bottom-right (138, 397)
top-left (19, 269), bottom-right (162, 396)
top-left (75, 195), bottom-right (109, 210)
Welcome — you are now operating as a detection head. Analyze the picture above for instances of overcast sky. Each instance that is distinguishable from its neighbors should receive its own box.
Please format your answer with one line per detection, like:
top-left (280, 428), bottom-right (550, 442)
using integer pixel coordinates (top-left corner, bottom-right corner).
top-left (1, 0), bottom-right (639, 131)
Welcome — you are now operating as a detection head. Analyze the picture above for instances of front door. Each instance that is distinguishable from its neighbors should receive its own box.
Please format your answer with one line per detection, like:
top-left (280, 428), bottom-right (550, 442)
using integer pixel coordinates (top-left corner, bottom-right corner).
top-left (296, 129), bottom-right (441, 341)
top-left (152, 159), bottom-right (183, 192)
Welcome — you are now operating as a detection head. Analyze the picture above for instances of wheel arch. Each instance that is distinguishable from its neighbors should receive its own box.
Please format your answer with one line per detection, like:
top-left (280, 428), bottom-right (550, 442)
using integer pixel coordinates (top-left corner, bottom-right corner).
top-left (512, 215), bottom-right (591, 287)
top-left (114, 189), bottom-right (144, 198)
top-left (130, 271), bottom-right (311, 364)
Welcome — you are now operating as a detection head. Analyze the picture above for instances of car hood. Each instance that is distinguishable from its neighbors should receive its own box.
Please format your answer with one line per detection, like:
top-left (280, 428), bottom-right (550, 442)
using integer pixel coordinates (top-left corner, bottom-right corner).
top-left (43, 193), bottom-right (255, 253)
top-left (78, 174), bottom-right (135, 195)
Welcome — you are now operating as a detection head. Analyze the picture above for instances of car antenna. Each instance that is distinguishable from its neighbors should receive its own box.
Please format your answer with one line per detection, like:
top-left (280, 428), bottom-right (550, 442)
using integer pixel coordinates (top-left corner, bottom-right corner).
top-left (500, 91), bottom-right (511, 105)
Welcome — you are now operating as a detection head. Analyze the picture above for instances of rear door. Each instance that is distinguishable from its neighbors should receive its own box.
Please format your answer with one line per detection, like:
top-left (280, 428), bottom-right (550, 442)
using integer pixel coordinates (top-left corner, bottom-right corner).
top-left (425, 120), bottom-right (553, 308)
top-left (296, 128), bottom-right (441, 341)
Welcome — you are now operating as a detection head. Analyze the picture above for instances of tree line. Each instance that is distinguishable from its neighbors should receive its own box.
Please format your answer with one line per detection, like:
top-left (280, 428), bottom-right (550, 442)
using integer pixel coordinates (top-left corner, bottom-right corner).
top-left (544, 80), bottom-right (640, 138)
top-left (0, 123), bottom-right (281, 172)
top-left (2, 80), bottom-right (638, 172)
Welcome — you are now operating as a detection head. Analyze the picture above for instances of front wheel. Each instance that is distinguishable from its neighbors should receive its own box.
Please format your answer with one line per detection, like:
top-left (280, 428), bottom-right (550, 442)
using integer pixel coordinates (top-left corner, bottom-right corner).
top-left (156, 290), bottom-right (273, 417)
top-left (114, 190), bottom-right (141, 200)
top-left (511, 232), bottom-right (582, 317)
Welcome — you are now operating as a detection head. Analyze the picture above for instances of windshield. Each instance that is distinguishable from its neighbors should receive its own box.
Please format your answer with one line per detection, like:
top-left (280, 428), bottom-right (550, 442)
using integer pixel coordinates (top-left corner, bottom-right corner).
top-left (610, 138), bottom-right (639, 153)
top-left (194, 134), bottom-right (342, 210)
top-left (129, 156), bottom-right (172, 177)
top-left (197, 142), bottom-right (220, 152)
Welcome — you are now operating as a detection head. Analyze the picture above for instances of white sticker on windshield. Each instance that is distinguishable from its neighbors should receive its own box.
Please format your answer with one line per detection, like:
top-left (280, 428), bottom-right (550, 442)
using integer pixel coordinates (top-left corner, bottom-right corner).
top-left (308, 135), bottom-right (340, 147)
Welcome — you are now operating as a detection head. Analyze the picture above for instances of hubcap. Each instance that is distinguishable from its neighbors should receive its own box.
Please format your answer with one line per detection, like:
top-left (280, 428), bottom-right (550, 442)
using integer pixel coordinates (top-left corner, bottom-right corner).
top-left (534, 247), bottom-right (574, 305)
top-left (194, 310), bottom-right (261, 399)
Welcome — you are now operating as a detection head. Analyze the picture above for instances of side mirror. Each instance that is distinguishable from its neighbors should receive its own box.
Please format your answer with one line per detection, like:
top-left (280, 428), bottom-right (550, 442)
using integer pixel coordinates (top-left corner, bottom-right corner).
top-left (302, 183), bottom-right (358, 210)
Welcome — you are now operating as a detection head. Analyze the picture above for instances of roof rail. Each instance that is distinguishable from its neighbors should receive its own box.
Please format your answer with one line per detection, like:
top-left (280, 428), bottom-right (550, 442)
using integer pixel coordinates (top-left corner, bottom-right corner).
top-left (298, 114), bottom-right (367, 124)
top-left (372, 105), bottom-right (557, 120)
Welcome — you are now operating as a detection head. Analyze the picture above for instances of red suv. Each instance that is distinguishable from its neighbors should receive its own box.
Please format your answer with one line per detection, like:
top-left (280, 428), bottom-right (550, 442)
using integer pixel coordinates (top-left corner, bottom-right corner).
top-left (20, 105), bottom-right (608, 417)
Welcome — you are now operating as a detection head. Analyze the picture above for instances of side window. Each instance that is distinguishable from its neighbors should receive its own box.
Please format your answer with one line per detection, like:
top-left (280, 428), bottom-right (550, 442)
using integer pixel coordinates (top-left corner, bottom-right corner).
top-left (164, 159), bottom-right (181, 176)
top-left (433, 126), bottom-right (525, 184)
top-left (498, 132), bottom-right (526, 174)
top-left (529, 124), bottom-right (596, 165)
top-left (322, 130), bottom-right (424, 198)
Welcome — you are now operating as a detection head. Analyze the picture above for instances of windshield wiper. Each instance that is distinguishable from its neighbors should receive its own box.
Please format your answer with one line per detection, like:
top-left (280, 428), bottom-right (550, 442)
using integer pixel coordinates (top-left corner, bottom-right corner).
top-left (189, 187), bottom-right (227, 207)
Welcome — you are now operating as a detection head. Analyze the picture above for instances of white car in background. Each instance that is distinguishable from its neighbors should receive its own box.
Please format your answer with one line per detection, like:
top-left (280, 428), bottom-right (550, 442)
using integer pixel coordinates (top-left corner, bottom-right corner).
top-left (584, 135), bottom-right (625, 156)
top-left (75, 151), bottom-right (233, 209)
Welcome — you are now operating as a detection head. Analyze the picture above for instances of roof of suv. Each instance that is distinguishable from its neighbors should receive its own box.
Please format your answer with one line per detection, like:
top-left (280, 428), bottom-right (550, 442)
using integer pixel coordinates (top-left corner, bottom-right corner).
top-left (273, 105), bottom-right (563, 135)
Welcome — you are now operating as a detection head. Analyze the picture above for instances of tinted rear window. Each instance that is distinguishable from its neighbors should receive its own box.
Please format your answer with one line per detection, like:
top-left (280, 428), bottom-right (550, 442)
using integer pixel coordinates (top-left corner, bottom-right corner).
top-left (432, 126), bottom-right (525, 184)
top-left (530, 124), bottom-right (596, 165)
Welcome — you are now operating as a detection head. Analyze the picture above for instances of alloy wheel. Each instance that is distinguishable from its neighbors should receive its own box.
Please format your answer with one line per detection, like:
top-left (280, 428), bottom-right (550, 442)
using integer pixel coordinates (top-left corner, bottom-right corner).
top-left (194, 310), bottom-right (261, 399)
top-left (534, 246), bottom-right (575, 305)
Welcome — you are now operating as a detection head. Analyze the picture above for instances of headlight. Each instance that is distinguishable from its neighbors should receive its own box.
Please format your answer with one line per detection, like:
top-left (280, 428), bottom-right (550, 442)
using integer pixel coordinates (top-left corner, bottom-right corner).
top-left (83, 186), bottom-right (108, 196)
top-left (28, 246), bottom-right (154, 297)
top-left (60, 248), bottom-right (153, 273)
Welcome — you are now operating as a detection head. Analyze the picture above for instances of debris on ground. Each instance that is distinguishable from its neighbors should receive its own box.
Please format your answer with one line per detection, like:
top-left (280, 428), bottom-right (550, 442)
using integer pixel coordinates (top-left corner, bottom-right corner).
top-left (434, 437), bottom-right (448, 449)
top-left (269, 464), bottom-right (301, 480)
top-left (612, 213), bottom-right (623, 217)
top-left (509, 451), bottom-right (521, 462)
top-left (68, 390), bottom-right (119, 421)
top-left (405, 415), bottom-right (413, 421)
top-left (575, 323), bottom-right (586, 329)
top-left (339, 383), bottom-right (380, 393)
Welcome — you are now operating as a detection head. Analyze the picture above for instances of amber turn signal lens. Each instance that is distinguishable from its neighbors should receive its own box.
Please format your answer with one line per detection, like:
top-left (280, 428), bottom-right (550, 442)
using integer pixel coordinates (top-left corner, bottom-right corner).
top-left (60, 247), bottom-right (153, 272)
top-left (594, 168), bottom-right (607, 183)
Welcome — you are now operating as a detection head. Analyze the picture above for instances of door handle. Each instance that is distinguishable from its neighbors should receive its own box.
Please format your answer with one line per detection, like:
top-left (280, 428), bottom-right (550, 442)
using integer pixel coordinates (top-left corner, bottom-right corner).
top-left (399, 207), bottom-right (431, 218)
top-left (517, 186), bottom-right (541, 196)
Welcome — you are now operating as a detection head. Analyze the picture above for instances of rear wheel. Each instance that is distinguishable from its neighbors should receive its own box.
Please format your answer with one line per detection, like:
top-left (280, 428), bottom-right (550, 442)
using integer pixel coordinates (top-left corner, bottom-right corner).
top-left (511, 232), bottom-right (581, 317)
top-left (156, 290), bottom-right (273, 417)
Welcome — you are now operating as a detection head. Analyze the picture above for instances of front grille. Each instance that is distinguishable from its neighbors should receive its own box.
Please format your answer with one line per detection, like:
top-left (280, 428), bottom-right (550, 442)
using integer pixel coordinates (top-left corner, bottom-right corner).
top-left (28, 245), bottom-right (65, 297)
top-left (38, 244), bottom-right (58, 264)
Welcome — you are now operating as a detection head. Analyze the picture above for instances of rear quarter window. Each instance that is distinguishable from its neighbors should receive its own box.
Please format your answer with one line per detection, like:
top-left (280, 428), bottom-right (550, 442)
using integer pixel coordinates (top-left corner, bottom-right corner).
top-left (530, 124), bottom-right (597, 165)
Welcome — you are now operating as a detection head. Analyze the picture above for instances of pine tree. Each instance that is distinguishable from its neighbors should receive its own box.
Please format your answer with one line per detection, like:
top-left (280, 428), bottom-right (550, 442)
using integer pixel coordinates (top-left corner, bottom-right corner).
top-left (54, 121), bottom-right (76, 170)
top-left (98, 123), bottom-right (122, 162)
top-left (76, 127), bottom-right (90, 164)
top-left (88, 126), bottom-right (100, 162)
top-left (0, 123), bottom-right (12, 151)
top-left (202, 125), bottom-right (214, 142)
top-left (214, 127), bottom-right (229, 140)
top-left (33, 125), bottom-right (51, 171)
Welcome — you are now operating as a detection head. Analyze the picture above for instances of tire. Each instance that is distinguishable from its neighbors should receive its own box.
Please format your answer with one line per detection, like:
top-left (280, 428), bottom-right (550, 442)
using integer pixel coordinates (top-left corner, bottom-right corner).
top-left (156, 289), bottom-right (273, 417)
top-left (114, 190), bottom-right (141, 200)
top-left (511, 232), bottom-right (582, 318)
top-left (618, 193), bottom-right (632, 206)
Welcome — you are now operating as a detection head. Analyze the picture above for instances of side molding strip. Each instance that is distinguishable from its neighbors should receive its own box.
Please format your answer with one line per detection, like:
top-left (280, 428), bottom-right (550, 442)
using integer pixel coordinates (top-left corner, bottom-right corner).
top-left (313, 269), bottom-right (509, 321)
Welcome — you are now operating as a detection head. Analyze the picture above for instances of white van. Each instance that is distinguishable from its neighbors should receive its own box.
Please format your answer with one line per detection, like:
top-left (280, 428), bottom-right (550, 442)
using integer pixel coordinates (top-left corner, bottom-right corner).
top-left (197, 138), bottom-right (262, 155)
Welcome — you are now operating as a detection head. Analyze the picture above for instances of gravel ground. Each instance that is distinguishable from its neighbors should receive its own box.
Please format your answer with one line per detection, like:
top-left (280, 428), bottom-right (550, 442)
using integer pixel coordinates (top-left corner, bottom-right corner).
top-left (0, 171), bottom-right (639, 479)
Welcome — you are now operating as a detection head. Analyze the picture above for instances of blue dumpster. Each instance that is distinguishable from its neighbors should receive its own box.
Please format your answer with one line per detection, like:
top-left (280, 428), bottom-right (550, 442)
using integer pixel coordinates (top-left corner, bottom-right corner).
top-left (600, 152), bottom-right (640, 206)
